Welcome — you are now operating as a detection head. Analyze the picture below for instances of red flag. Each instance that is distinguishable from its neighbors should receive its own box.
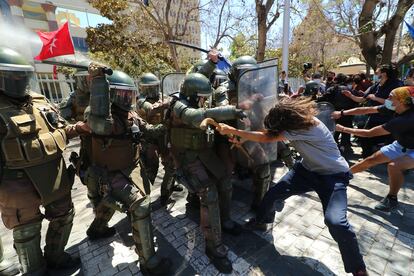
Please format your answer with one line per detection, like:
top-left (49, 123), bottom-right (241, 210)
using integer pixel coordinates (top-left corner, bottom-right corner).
top-left (35, 22), bottom-right (75, 61)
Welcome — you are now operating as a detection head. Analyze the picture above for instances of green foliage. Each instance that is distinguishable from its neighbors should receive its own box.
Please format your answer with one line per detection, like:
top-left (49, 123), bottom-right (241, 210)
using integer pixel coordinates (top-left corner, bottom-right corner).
top-left (86, 0), bottom-right (175, 77)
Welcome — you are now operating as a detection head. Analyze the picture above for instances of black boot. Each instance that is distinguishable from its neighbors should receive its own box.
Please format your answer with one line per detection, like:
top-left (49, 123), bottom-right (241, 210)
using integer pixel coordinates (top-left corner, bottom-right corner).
top-left (86, 226), bottom-right (116, 241)
top-left (140, 257), bottom-right (172, 275)
top-left (186, 192), bottom-right (200, 209)
top-left (47, 252), bottom-right (80, 270)
top-left (205, 247), bottom-right (232, 274)
top-left (222, 221), bottom-right (242, 236)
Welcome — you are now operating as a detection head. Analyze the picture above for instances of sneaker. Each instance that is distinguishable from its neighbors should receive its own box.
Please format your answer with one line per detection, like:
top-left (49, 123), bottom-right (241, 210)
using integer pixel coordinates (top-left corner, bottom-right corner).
top-left (352, 268), bottom-right (369, 276)
top-left (374, 196), bottom-right (398, 212)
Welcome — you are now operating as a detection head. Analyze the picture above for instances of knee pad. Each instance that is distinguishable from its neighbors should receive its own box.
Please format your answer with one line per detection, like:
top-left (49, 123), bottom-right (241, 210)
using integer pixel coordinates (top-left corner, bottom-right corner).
top-left (130, 196), bottom-right (151, 220)
top-left (44, 195), bottom-right (74, 221)
top-left (49, 208), bottom-right (75, 229)
top-left (254, 164), bottom-right (271, 179)
top-left (13, 221), bottom-right (42, 241)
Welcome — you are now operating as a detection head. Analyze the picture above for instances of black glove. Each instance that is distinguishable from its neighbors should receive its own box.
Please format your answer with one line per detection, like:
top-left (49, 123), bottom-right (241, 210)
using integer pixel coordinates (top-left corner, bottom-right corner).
top-left (235, 109), bottom-right (247, 119)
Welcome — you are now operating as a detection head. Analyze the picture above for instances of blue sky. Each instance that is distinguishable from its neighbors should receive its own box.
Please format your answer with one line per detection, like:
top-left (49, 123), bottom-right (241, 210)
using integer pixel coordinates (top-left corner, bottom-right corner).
top-left (56, 7), bottom-right (112, 28)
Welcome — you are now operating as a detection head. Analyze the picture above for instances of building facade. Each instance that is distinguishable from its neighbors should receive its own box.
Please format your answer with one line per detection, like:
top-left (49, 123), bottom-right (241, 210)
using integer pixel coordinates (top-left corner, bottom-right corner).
top-left (0, 0), bottom-right (106, 101)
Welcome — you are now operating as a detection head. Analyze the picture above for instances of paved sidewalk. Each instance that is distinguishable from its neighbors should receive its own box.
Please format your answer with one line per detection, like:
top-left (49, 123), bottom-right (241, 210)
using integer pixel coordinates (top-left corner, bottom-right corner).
top-left (1, 138), bottom-right (413, 275)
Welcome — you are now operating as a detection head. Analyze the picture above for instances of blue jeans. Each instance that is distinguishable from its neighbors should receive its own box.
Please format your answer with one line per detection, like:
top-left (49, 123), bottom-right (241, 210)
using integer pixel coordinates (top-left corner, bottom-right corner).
top-left (256, 163), bottom-right (365, 273)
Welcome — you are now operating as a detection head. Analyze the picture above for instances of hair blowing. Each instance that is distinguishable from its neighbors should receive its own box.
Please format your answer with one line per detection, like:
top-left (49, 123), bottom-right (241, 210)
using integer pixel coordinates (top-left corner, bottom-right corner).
top-left (264, 97), bottom-right (318, 135)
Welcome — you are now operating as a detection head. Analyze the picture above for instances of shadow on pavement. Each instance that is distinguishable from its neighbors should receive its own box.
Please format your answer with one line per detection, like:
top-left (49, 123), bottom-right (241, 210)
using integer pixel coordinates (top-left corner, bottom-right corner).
top-left (114, 214), bottom-right (197, 276)
top-left (348, 204), bottom-right (414, 236)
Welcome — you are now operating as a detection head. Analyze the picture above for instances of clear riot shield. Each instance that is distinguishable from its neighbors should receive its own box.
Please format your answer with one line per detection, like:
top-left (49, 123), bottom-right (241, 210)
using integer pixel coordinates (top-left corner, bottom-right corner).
top-left (161, 72), bottom-right (186, 97)
top-left (258, 58), bottom-right (278, 68)
top-left (237, 65), bottom-right (278, 164)
top-left (316, 102), bottom-right (336, 133)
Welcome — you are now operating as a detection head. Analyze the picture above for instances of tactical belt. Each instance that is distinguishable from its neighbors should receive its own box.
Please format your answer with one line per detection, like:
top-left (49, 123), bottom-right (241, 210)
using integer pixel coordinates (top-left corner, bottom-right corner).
top-left (2, 168), bottom-right (26, 180)
top-left (170, 127), bottom-right (212, 150)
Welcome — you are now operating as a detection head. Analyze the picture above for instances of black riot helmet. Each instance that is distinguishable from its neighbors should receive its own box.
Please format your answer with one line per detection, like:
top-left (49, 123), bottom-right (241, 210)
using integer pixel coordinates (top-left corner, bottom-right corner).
top-left (303, 80), bottom-right (320, 97)
top-left (228, 56), bottom-right (257, 83)
top-left (180, 73), bottom-right (213, 98)
top-left (138, 72), bottom-right (160, 99)
top-left (107, 70), bottom-right (138, 111)
top-left (189, 60), bottom-right (208, 74)
top-left (0, 46), bottom-right (34, 99)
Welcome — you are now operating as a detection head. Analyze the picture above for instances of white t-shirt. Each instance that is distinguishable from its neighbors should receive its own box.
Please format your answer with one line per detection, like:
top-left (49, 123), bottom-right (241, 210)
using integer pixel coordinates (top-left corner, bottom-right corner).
top-left (282, 117), bottom-right (349, 175)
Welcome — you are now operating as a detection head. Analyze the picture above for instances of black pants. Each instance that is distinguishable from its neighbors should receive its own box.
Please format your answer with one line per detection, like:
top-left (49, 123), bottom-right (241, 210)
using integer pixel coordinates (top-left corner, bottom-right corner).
top-left (334, 116), bottom-right (353, 147)
top-left (360, 117), bottom-right (393, 158)
top-left (256, 163), bottom-right (365, 273)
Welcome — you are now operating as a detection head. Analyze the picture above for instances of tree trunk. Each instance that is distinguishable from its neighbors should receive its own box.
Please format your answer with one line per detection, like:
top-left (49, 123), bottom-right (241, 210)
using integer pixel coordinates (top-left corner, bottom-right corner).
top-left (358, 0), bottom-right (378, 70)
top-left (256, 4), bottom-right (267, 62)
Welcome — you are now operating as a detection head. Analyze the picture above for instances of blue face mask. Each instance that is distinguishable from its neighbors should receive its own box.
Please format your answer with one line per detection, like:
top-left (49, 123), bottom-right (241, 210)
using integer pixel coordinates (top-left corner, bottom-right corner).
top-left (384, 99), bottom-right (395, 111)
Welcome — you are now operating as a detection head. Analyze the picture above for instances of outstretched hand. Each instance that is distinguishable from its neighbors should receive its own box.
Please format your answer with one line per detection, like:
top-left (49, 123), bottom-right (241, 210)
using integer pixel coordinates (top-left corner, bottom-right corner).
top-left (341, 90), bottom-right (352, 98)
top-left (335, 124), bottom-right (344, 132)
top-left (216, 123), bottom-right (236, 136)
top-left (75, 121), bottom-right (92, 135)
top-left (331, 111), bottom-right (341, 120)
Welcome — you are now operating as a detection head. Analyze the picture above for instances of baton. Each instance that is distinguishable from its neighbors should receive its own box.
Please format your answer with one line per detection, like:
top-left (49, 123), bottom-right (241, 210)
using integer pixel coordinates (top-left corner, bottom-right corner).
top-left (36, 60), bottom-right (113, 75)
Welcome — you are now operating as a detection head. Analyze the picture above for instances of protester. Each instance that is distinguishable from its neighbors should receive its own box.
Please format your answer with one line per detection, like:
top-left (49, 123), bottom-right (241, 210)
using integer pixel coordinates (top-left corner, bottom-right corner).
top-left (404, 68), bottom-right (414, 86)
top-left (333, 86), bottom-right (414, 212)
top-left (216, 97), bottom-right (367, 276)
top-left (325, 71), bottom-right (336, 90)
top-left (342, 64), bottom-right (402, 157)
top-left (318, 73), bottom-right (358, 154)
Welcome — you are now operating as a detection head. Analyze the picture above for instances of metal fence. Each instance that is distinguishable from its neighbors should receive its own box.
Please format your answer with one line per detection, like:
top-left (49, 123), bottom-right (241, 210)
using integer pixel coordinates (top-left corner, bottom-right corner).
top-left (288, 77), bottom-right (305, 93)
top-left (35, 73), bottom-right (75, 104)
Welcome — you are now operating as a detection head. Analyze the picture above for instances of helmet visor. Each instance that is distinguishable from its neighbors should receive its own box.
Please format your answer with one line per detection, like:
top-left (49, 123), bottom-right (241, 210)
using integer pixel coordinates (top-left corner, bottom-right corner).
top-left (213, 75), bottom-right (227, 88)
top-left (139, 84), bottom-right (160, 98)
top-left (111, 86), bottom-right (137, 111)
top-left (0, 70), bottom-right (32, 98)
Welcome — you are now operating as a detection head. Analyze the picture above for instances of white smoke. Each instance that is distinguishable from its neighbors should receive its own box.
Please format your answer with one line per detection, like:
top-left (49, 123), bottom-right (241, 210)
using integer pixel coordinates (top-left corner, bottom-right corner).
top-left (0, 19), bottom-right (43, 61)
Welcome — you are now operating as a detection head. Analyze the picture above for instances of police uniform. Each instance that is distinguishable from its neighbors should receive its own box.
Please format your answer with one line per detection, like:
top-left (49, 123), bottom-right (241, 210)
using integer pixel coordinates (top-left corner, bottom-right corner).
top-left (137, 73), bottom-right (180, 205)
top-left (0, 47), bottom-right (82, 275)
top-left (85, 65), bottom-right (170, 275)
top-left (169, 73), bottom-right (246, 273)
top-left (215, 56), bottom-right (273, 210)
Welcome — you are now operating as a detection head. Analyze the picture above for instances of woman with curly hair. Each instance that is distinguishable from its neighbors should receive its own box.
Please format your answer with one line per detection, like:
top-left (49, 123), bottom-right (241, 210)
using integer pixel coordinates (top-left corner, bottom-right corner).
top-left (217, 97), bottom-right (367, 276)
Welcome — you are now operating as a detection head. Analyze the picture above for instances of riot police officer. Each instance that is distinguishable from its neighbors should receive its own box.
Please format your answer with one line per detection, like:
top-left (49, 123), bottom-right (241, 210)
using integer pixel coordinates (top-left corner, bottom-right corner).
top-left (85, 64), bottom-right (171, 274)
top-left (137, 72), bottom-right (182, 205)
top-left (168, 73), bottom-right (246, 273)
top-left (216, 56), bottom-right (273, 211)
top-left (59, 60), bottom-right (91, 121)
top-left (0, 46), bottom-right (86, 275)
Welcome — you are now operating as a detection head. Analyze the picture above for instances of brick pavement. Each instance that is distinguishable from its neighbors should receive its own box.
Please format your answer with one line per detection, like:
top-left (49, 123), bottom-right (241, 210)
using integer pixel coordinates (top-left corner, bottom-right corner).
top-left (1, 138), bottom-right (413, 275)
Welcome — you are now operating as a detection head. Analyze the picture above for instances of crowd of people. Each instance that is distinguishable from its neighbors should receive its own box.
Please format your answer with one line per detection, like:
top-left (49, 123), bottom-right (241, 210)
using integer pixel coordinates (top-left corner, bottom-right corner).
top-left (281, 65), bottom-right (414, 213)
top-left (0, 44), bottom-right (413, 276)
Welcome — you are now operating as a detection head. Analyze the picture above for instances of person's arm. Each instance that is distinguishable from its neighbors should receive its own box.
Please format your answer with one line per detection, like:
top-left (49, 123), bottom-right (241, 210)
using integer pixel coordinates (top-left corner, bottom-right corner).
top-left (366, 94), bottom-right (385, 104)
top-left (332, 106), bottom-right (379, 119)
top-left (342, 90), bottom-right (365, 103)
top-left (217, 123), bottom-right (285, 143)
top-left (336, 124), bottom-right (390, 137)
